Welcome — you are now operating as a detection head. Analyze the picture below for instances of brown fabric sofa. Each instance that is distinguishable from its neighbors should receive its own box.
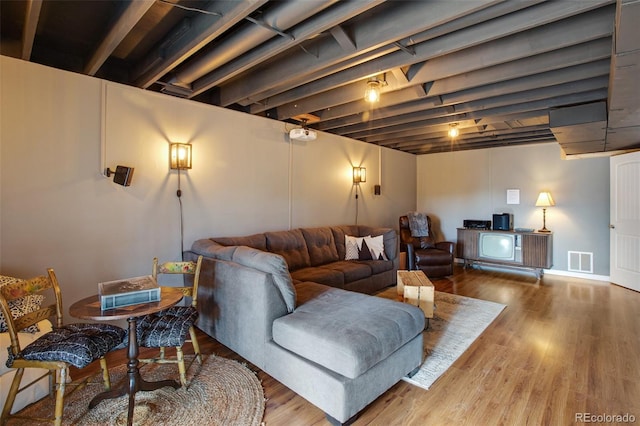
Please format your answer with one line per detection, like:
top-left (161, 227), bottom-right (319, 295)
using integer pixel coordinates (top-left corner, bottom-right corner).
top-left (195, 224), bottom-right (399, 294)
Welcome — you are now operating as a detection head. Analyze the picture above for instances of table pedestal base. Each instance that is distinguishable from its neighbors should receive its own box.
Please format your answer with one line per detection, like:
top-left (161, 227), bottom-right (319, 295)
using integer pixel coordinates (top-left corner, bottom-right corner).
top-left (88, 317), bottom-right (179, 426)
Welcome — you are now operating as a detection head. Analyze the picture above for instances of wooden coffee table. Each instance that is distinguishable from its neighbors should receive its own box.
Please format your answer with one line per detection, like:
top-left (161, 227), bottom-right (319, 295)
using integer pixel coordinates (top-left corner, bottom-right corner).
top-left (397, 270), bottom-right (434, 327)
top-left (69, 286), bottom-right (183, 426)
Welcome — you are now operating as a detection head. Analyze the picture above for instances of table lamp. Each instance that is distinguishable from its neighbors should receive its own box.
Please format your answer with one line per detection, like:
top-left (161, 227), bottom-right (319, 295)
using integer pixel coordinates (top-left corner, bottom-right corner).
top-left (535, 191), bottom-right (555, 232)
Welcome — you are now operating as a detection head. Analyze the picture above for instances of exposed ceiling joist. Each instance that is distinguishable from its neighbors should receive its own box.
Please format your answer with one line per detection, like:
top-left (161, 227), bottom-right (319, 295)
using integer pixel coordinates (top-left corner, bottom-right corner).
top-left (189, 0), bottom-right (385, 97)
top-left (134, 0), bottom-right (268, 88)
top-left (266, 5), bottom-right (615, 120)
top-left (20, 0), bottom-right (42, 60)
top-left (84, 0), bottom-right (154, 76)
top-left (1, 0), bottom-right (636, 156)
top-left (226, 0), bottom-right (500, 107)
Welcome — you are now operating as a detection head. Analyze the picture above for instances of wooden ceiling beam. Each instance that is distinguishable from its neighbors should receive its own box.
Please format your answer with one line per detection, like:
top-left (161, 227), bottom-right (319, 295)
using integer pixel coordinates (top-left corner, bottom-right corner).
top-left (222, 0), bottom-right (498, 107)
top-left (84, 0), bottom-right (154, 76)
top-left (250, 1), bottom-right (613, 116)
top-left (133, 0), bottom-right (267, 88)
top-left (21, 0), bottom-right (42, 60)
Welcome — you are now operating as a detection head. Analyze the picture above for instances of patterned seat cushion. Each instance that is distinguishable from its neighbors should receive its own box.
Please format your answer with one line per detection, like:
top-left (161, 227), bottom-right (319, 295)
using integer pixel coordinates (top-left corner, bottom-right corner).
top-left (136, 306), bottom-right (198, 348)
top-left (13, 323), bottom-right (126, 369)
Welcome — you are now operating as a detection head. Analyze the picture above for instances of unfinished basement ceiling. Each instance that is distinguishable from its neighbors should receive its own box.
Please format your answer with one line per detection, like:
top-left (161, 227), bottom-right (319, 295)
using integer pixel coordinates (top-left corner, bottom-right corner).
top-left (2, 0), bottom-right (639, 156)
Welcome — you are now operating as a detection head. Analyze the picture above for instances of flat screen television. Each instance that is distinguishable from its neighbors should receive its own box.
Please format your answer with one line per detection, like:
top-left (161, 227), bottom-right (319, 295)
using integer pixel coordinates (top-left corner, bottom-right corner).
top-left (479, 232), bottom-right (522, 263)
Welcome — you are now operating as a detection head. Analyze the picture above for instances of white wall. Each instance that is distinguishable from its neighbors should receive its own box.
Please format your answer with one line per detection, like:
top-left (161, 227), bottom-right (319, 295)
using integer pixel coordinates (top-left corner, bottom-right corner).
top-left (417, 144), bottom-right (610, 275)
top-left (0, 56), bottom-right (416, 316)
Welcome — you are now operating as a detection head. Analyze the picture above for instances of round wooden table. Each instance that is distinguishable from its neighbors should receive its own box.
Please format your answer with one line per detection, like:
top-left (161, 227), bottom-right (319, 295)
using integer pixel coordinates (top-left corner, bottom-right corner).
top-left (69, 286), bottom-right (184, 426)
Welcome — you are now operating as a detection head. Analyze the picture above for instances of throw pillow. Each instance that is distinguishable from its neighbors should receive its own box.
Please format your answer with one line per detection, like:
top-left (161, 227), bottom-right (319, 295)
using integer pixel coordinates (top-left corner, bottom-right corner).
top-left (0, 275), bottom-right (43, 333)
top-left (344, 235), bottom-right (364, 260)
top-left (358, 238), bottom-right (373, 261)
top-left (364, 235), bottom-right (388, 260)
top-left (345, 235), bottom-right (388, 261)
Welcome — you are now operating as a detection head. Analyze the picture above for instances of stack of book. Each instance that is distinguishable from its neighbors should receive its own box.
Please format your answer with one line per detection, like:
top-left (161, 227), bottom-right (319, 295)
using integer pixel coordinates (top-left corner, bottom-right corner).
top-left (99, 275), bottom-right (160, 310)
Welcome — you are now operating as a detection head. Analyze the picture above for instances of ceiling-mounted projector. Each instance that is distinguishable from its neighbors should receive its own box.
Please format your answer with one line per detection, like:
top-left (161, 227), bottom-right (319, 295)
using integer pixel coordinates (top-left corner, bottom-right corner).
top-left (289, 127), bottom-right (317, 141)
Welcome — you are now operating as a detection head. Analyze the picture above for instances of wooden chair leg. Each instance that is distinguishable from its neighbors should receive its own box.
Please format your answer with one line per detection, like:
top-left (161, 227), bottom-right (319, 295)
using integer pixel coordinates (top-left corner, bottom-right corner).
top-left (99, 357), bottom-right (111, 390)
top-left (189, 326), bottom-right (202, 364)
top-left (53, 367), bottom-right (67, 426)
top-left (160, 346), bottom-right (166, 360)
top-left (176, 347), bottom-right (187, 387)
top-left (1, 368), bottom-right (24, 423)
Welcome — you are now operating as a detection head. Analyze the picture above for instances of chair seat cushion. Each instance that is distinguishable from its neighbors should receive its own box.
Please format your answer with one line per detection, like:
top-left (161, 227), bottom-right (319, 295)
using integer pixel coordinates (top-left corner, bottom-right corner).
top-left (136, 306), bottom-right (198, 348)
top-left (16, 323), bottom-right (125, 369)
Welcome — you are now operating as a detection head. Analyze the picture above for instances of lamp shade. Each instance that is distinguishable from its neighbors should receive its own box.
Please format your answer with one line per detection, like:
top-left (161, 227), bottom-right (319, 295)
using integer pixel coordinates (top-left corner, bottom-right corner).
top-left (170, 143), bottom-right (192, 170)
top-left (364, 80), bottom-right (380, 103)
top-left (353, 166), bottom-right (366, 184)
top-left (535, 191), bottom-right (555, 207)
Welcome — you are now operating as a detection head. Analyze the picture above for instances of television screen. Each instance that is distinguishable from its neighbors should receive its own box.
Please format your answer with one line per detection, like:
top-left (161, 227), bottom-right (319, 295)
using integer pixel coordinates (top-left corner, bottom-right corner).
top-left (479, 233), bottom-right (515, 260)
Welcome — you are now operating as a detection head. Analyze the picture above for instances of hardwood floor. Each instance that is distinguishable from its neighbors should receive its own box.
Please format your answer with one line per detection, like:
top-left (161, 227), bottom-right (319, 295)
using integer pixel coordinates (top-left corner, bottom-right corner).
top-left (72, 266), bottom-right (640, 425)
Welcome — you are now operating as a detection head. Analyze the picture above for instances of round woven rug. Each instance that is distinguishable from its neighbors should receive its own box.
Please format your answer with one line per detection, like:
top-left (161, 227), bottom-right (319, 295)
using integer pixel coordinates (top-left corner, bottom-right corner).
top-left (15, 355), bottom-right (264, 426)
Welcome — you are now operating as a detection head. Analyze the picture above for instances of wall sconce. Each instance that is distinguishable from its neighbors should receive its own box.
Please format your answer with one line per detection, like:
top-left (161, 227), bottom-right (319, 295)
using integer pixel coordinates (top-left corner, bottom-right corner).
top-left (353, 167), bottom-right (366, 184)
top-left (364, 78), bottom-right (381, 103)
top-left (535, 191), bottom-right (555, 232)
top-left (448, 123), bottom-right (459, 138)
top-left (170, 143), bottom-right (192, 170)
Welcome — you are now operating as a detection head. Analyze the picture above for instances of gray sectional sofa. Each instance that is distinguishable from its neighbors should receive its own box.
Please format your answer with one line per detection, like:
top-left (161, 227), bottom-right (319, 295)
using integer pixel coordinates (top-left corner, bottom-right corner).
top-left (187, 225), bottom-right (425, 424)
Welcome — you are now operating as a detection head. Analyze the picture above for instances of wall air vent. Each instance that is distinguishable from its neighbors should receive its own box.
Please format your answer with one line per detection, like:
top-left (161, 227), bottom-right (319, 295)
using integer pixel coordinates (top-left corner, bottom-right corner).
top-left (568, 251), bottom-right (593, 273)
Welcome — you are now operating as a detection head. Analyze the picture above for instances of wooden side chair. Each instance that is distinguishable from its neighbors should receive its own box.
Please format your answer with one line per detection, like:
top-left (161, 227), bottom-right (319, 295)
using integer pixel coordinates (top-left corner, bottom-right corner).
top-left (136, 255), bottom-right (203, 387)
top-left (0, 269), bottom-right (125, 426)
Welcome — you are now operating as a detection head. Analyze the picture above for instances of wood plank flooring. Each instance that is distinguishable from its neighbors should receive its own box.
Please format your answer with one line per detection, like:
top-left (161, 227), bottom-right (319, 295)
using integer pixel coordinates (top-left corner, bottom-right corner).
top-left (70, 266), bottom-right (640, 425)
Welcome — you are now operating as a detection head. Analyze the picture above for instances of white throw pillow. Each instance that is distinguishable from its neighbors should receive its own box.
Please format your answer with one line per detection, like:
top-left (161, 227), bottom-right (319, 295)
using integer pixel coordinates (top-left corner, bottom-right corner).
top-left (345, 235), bottom-right (365, 260)
top-left (364, 235), bottom-right (388, 260)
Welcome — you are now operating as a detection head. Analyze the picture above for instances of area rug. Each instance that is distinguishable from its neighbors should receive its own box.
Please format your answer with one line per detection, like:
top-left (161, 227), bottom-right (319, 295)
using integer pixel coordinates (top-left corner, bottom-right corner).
top-left (12, 355), bottom-right (264, 426)
top-left (402, 291), bottom-right (506, 391)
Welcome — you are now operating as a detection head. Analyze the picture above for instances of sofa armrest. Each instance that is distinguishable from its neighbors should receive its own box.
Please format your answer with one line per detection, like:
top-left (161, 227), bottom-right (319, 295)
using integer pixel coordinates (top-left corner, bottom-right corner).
top-left (405, 243), bottom-right (416, 270)
top-left (184, 254), bottom-right (289, 369)
top-left (435, 241), bottom-right (455, 255)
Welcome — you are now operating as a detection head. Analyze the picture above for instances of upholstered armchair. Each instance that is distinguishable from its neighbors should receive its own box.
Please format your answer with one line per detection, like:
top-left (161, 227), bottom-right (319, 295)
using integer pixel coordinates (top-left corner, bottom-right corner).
top-left (399, 214), bottom-right (455, 278)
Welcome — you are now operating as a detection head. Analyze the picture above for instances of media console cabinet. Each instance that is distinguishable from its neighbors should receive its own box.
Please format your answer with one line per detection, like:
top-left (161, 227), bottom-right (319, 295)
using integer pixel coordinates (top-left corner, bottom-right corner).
top-left (456, 228), bottom-right (553, 279)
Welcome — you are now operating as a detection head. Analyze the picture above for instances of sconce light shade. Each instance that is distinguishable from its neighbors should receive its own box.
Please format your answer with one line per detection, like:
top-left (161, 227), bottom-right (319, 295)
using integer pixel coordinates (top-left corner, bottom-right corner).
top-left (353, 167), bottom-right (366, 184)
top-left (535, 191), bottom-right (555, 207)
top-left (364, 79), bottom-right (381, 103)
top-left (170, 143), bottom-right (192, 170)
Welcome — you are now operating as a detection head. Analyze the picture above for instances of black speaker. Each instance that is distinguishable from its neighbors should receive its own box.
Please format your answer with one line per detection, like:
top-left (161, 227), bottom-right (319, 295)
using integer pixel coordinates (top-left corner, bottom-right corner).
top-left (109, 165), bottom-right (134, 186)
top-left (492, 213), bottom-right (512, 231)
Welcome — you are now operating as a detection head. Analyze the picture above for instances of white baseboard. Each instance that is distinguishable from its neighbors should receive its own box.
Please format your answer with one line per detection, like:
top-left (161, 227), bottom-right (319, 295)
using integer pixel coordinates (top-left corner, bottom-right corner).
top-left (454, 258), bottom-right (610, 283)
top-left (543, 269), bottom-right (610, 282)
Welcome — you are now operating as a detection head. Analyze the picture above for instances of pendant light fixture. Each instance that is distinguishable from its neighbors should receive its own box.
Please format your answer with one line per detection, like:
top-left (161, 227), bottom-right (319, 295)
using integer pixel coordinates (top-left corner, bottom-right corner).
top-left (364, 78), bottom-right (381, 103)
top-left (448, 123), bottom-right (459, 138)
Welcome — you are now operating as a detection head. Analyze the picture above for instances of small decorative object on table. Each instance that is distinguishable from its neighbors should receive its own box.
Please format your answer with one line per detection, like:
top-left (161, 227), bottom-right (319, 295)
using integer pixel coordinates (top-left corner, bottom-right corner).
top-left (99, 275), bottom-right (160, 310)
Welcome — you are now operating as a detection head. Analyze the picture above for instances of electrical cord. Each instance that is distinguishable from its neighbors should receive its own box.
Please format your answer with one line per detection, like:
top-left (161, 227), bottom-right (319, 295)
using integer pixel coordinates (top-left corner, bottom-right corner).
top-left (355, 186), bottom-right (359, 225)
top-left (177, 168), bottom-right (185, 260)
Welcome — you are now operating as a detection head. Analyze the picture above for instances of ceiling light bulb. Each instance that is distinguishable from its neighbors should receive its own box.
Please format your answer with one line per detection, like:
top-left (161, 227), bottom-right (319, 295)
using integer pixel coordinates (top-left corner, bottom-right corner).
top-left (364, 80), bottom-right (381, 103)
top-left (448, 125), bottom-right (459, 138)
